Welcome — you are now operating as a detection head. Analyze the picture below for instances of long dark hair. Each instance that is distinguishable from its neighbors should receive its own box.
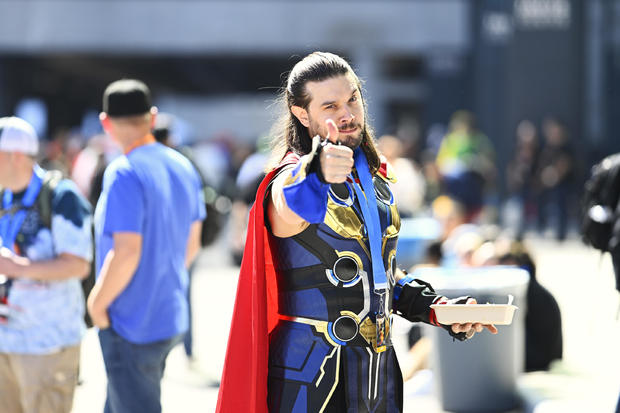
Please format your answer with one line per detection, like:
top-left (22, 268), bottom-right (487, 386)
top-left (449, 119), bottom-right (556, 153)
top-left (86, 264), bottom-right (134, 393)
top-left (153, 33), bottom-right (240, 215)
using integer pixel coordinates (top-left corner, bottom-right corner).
top-left (268, 52), bottom-right (380, 172)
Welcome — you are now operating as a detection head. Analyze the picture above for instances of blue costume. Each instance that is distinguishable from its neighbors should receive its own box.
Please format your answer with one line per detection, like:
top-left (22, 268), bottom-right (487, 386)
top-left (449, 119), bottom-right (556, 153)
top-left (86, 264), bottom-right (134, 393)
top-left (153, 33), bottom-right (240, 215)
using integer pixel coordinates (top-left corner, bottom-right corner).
top-left (266, 146), bottom-right (451, 413)
top-left (215, 142), bottom-right (467, 413)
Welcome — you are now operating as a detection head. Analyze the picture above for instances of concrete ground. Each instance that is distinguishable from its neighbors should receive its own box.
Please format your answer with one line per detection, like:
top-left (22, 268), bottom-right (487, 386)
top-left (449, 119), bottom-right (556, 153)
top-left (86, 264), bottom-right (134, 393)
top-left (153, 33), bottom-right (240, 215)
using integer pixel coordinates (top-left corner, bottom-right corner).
top-left (71, 233), bottom-right (620, 413)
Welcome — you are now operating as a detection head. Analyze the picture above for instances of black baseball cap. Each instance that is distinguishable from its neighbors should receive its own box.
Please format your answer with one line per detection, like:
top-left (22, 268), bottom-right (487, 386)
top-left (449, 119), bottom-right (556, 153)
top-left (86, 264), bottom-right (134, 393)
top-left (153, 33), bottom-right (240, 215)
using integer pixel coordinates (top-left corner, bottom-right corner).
top-left (102, 79), bottom-right (152, 117)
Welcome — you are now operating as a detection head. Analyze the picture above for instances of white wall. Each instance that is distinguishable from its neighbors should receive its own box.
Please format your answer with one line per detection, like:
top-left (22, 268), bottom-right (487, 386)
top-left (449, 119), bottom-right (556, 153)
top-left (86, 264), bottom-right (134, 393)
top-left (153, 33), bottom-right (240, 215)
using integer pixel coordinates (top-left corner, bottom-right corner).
top-left (155, 93), bottom-right (278, 143)
top-left (0, 0), bottom-right (469, 54)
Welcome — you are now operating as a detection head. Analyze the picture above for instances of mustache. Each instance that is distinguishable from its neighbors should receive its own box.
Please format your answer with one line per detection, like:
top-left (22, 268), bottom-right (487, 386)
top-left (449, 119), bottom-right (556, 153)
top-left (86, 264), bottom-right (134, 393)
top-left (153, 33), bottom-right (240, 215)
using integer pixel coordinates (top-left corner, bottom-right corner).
top-left (338, 122), bottom-right (362, 132)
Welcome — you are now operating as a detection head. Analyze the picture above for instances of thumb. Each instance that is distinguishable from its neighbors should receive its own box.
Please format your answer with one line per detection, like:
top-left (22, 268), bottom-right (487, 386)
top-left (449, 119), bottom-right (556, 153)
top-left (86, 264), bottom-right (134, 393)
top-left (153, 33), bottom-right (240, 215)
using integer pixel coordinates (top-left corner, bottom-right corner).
top-left (325, 119), bottom-right (340, 144)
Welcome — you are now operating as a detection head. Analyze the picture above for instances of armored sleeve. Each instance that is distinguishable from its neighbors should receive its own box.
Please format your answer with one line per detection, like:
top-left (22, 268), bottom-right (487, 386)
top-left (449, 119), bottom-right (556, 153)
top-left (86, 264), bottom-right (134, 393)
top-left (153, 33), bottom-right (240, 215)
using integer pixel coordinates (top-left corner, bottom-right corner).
top-left (281, 136), bottom-right (330, 224)
top-left (393, 275), bottom-right (441, 324)
top-left (393, 274), bottom-right (471, 341)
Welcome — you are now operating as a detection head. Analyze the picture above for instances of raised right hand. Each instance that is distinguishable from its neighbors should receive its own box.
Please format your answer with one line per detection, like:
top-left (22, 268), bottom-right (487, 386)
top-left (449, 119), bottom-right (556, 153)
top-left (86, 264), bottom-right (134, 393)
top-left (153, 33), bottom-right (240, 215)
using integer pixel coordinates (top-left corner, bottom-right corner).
top-left (319, 119), bottom-right (354, 183)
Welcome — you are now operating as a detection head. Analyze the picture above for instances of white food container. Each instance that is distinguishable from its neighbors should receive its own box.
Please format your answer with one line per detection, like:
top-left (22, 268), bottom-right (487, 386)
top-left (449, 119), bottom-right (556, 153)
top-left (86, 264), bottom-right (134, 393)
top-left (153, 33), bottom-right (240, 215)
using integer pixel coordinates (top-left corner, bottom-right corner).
top-left (430, 303), bottom-right (518, 325)
top-left (430, 295), bottom-right (518, 325)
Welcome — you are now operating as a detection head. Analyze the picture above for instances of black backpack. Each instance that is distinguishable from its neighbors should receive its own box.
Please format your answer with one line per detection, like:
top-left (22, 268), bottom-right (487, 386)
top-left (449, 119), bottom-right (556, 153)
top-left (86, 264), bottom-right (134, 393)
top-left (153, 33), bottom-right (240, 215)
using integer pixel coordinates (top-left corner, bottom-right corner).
top-left (581, 153), bottom-right (620, 251)
top-left (1, 171), bottom-right (96, 327)
top-left (176, 146), bottom-right (228, 248)
top-left (201, 183), bottom-right (228, 247)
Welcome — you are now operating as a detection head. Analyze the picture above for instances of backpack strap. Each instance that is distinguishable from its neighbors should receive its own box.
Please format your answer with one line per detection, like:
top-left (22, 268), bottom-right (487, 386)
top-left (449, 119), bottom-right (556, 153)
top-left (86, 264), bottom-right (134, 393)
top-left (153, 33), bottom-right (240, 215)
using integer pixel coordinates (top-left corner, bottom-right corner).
top-left (36, 170), bottom-right (63, 229)
top-left (0, 196), bottom-right (23, 218)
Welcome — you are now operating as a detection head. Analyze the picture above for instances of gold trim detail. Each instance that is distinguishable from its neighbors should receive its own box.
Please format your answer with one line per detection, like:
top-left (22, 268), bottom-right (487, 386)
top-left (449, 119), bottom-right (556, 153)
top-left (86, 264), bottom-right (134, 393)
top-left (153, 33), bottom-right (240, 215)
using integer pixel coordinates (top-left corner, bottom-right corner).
top-left (381, 225), bottom-right (399, 255)
top-left (390, 202), bottom-right (401, 232)
top-left (278, 315), bottom-right (338, 347)
top-left (282, 155), bottom-right (311, 187)
top-left (318, 346), bottom-right (341, 413)
top-left (377, 160), bottom-right (398, 183)
top-left (358, 316), bottom-right (391, 353)
top-left (334, 251), bottom-right (364, 273)
top-left (324, 197), bottom-right (365, 239)
top-left (316, 346), bottom-right (338, 387)
top-left (339, 310), bottom-right (361, 323)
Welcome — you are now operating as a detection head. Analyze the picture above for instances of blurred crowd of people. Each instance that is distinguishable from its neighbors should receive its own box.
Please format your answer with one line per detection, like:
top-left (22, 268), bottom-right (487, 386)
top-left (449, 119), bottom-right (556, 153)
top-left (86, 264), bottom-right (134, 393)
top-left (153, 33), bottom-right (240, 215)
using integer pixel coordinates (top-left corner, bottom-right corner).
top-left (25, 107), bottom-right (581, 328)
top-left (401, 194), bottom-right (563, 381)
top-left (29, 108), bottom-right (580, 255)
top-left (113, 107), bottom-right (572, 382)
top-left (1, 100), bottom-right (581, 411)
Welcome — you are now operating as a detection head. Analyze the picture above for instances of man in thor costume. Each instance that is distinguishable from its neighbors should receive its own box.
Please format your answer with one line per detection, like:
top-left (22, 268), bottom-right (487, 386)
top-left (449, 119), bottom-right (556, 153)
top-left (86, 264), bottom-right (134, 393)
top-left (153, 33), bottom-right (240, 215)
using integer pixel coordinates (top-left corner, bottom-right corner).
top-left (216, 52), bottom-right (497, 413)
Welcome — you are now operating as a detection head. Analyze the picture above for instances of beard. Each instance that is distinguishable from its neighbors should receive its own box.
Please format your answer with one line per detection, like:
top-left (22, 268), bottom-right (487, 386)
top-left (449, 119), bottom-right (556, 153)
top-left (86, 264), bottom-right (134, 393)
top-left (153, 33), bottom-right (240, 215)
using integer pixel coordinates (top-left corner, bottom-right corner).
top-left (308, 119), bottom-right (364, 150)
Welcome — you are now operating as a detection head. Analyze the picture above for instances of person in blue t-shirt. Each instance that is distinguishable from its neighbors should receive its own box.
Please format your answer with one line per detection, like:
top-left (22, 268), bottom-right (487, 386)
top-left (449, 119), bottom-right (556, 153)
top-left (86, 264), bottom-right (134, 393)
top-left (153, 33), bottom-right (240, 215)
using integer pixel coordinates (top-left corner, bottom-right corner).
top-left (87, 79), bottom-right (205, 413)
top-left (0, 116), bottom-right (93, 413)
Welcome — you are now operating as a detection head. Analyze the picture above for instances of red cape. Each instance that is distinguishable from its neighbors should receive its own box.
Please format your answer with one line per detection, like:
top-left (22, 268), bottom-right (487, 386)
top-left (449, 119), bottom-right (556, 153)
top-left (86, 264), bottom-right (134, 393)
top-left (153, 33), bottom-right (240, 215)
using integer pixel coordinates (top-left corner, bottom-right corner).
top-left (215, 168), bottom-right (282, 413)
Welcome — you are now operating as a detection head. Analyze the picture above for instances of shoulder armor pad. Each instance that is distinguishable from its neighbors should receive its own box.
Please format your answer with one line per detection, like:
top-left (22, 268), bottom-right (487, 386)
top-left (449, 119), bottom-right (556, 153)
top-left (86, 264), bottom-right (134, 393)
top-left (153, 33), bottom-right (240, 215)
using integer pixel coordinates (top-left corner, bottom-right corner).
top-left (378, 156), bottom-right (397, 183)
top-left (279, 152), bottom-right (300, 169)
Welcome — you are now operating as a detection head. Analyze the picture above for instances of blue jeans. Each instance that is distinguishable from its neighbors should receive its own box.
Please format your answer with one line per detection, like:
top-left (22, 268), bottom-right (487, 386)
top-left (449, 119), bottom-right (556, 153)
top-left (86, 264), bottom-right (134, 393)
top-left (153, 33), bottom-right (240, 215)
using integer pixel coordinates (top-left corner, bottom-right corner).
top-left (183, 262), bottom-right (196, 358)
top-left (98, 328), bottom-right (183, 413)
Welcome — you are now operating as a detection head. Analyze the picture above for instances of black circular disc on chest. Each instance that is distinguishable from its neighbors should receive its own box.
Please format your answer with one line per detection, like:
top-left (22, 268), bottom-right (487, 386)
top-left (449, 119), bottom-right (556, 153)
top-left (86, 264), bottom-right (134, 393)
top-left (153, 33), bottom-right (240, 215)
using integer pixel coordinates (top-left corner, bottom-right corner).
top-left (333, 316), bottom-right (358, 342)
top-left (373, 178), bottom-right (392, 202)
top-left (330, 183), bottom-right (350, 202)
top-left (333, 256), bottom-right (359, 282)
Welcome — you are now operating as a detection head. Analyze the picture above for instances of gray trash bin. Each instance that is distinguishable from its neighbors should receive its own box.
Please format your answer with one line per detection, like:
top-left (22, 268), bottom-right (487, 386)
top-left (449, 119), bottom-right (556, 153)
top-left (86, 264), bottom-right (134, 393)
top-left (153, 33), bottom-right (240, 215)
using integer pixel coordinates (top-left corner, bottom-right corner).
top-left (414, 266), bottom-right (530, 413)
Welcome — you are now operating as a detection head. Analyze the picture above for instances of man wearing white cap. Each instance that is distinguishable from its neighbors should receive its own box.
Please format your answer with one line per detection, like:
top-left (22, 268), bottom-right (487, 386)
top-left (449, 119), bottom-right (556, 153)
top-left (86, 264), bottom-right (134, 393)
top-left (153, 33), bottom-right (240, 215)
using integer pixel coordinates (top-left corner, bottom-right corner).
top-left (0, 116), bottom-right (93, 413)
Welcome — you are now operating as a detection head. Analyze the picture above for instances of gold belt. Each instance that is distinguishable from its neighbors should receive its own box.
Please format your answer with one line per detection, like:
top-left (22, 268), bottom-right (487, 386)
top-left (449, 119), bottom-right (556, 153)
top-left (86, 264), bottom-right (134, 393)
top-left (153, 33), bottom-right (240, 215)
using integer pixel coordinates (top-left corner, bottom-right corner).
top-left (278, 312), bottom-right (390, 353)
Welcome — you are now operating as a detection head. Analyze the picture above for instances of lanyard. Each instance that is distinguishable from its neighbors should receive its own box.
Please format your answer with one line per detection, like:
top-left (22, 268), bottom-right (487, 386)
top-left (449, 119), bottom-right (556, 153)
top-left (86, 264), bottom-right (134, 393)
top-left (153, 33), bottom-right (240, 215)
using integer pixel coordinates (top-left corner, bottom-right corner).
top-left (351, 149), bottom-right (387, 293)
top-left (0, 165), bottom-right (44, 252)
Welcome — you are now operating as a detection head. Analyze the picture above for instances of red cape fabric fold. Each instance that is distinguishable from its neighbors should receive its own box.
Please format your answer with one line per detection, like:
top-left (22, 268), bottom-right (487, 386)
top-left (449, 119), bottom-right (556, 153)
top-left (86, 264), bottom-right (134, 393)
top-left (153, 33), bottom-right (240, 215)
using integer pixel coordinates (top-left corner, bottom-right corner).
top-left (215, 168), bottom-right (281, 413)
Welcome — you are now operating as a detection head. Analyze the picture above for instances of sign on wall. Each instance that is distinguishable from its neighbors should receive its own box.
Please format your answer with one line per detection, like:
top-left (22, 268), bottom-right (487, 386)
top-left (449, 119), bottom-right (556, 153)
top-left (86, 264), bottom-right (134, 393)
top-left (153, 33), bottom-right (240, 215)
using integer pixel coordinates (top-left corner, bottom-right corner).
top-left (514, 0), bottom-right (571, 30)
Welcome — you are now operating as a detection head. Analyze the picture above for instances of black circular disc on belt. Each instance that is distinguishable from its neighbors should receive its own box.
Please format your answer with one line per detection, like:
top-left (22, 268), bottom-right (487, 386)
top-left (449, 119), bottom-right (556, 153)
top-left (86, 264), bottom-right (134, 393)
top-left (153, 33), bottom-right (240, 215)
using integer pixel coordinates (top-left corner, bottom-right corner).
top-left (373, 177), bottom-right (391, 202)
top-left (330, 183), bottom-right (349, 201)
top-left (333, 316), bottom-right (358, 341)
top-left (333, 256), bottom-right (358, 282)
